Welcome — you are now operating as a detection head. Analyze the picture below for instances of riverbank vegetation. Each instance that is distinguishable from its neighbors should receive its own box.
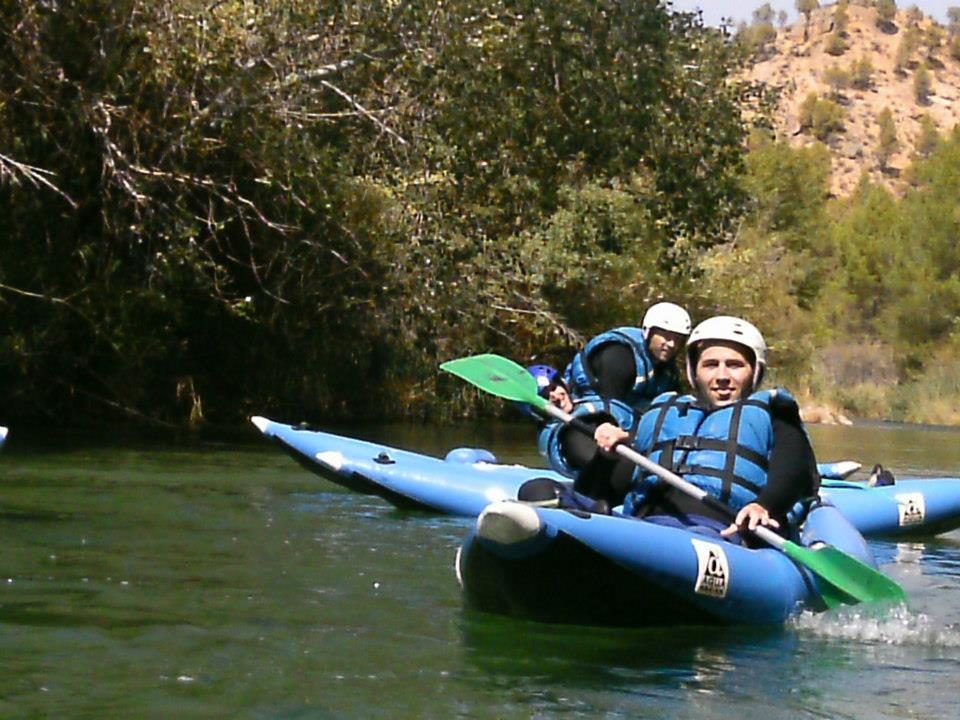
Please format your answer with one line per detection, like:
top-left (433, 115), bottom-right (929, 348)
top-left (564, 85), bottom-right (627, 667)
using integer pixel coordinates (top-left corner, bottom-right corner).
top-left (3, 1), bottom-right (960, 428)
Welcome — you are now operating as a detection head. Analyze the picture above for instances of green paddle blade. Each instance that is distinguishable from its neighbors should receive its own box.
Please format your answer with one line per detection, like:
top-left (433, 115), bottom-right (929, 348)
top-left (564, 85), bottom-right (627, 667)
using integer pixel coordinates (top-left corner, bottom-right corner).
top-left (783, 541), bottom-right (908, 608)
top-left (440, 354), bottom-right (548, 410)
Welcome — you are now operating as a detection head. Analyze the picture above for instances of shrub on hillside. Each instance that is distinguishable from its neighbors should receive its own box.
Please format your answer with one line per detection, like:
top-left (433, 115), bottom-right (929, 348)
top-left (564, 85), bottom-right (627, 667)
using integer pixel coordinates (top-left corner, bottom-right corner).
top-left (799, 93), bottom-right (846, 141)
top-left (850, 55), bottom-right (875, 89)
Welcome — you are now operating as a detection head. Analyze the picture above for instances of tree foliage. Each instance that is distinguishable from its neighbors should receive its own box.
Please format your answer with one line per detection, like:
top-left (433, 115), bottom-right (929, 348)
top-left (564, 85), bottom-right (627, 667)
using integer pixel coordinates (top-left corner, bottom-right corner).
top-left (851, 55), bottom-right (875, 89)
top-left (7, 0), bottom-right (960, 428)
top-left (798, 93), bottom-right (846, 141)
top-left (914, 113), bottom-right (941, 158)
top-left (913, 63), bottom-right (933, 103)
top-left (0, 0), bottom-right (748, 426)
top-left (875, 0), bottom-right (898, 27)
top-left (797, 0), bottom-right (820, 41)
top-left (876, 107), bottom-right (900, 170)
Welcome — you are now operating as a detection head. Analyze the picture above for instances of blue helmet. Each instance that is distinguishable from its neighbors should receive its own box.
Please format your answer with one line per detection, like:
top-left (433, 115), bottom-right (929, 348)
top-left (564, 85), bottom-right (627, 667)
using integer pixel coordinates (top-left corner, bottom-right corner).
top-left (511, 364), bottom-right (561, 419)
top-left (527, 364), bottom-right (560, 398)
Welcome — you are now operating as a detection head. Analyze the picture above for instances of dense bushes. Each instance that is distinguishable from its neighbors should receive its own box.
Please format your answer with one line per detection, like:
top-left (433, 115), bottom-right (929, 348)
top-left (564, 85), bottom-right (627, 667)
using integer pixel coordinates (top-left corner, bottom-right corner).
top-left (0, 0), bottom-right (746, 426)
top-left (4, 1), bottom-right (960, 428)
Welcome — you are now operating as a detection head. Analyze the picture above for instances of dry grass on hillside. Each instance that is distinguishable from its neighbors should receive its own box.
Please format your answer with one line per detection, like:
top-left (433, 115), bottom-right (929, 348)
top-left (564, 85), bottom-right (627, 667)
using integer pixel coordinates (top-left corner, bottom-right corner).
top-left (741, 3), bottom-right (960, 196)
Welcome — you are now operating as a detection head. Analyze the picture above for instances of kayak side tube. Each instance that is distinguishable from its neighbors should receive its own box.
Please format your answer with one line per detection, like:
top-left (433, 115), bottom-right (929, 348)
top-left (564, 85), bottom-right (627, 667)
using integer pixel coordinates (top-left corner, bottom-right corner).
top-left (251, 416), bottom-right (569, 515)
top-left (456, 502), bottom-right (875, 627)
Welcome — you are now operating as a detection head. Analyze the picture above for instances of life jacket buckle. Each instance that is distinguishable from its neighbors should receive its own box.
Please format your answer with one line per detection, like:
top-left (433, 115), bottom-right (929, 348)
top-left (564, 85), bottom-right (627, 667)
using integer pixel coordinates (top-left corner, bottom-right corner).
top-left (674, 435), bottom-right (701, 450)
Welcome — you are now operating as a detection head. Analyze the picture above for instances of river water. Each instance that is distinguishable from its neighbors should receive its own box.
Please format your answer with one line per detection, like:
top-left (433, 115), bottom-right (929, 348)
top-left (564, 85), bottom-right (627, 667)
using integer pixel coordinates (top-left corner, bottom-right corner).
top-left (2, 420), bottom-right (960, 719)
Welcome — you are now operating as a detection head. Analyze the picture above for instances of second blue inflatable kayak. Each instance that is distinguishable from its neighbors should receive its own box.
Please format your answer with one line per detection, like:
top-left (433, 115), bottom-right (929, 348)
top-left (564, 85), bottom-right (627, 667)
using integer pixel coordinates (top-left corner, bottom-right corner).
top-left (252, 416), bottom-right (960, 538)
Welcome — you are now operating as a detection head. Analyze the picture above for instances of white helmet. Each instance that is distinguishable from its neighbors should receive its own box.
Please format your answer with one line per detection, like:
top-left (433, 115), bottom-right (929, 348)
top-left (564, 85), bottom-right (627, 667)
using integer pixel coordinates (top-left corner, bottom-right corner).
top-left (641, 302), bottom-right (692, 340)
top-left (685, 316), bottom-right (767, 389)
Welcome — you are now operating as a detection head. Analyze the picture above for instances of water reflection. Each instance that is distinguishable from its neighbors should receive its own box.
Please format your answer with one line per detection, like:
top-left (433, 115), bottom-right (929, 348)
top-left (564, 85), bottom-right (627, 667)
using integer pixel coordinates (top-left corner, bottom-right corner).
top-left (460, 601), bottom-right (960, 718)
top-left (458, 608), bottom-right (956, 719)
top-left (459, 614), bottom-right (772, 695)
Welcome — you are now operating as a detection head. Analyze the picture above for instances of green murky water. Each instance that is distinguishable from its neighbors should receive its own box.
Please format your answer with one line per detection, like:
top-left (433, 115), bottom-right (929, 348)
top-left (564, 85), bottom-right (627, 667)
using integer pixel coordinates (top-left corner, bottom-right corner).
top-left (2, 420), bottom-right (960, 719)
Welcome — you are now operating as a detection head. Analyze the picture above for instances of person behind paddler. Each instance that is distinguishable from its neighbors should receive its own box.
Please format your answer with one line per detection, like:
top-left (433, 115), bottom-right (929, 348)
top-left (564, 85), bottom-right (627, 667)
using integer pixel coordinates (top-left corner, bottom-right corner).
top-left (516, 365), bottom-right (637, 484)
top-left (593, 315), bottom-right (820, 542)
top-left (563, 301), bottom-right (692, 413)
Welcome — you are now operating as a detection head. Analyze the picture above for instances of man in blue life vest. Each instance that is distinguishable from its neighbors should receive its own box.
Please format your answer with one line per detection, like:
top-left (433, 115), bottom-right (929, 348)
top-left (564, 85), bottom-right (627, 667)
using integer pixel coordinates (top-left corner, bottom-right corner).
top-left (516, 365), bottom-right (633, 478)
top-left (593, 316), bottom-right (820, 542)
top-left (511, 365), bottom-right (636, 511)
top-left (563, 302), bottom-right (692, 412)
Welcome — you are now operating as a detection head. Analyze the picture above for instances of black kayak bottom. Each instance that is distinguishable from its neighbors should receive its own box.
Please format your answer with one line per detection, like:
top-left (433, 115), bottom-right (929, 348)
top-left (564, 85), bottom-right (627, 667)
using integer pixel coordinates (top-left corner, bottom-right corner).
top-left (458, 529), bottom-right (717, 628)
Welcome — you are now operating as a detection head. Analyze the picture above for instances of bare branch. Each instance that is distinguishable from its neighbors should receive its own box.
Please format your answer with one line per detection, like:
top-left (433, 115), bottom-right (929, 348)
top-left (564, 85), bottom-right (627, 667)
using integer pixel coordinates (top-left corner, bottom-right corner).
top-left (0, 152), bottom-right (78, 208)
top-left (0, 281), bottom-right (122, 356)
top-left (319, 80), bottom-right (407, 145)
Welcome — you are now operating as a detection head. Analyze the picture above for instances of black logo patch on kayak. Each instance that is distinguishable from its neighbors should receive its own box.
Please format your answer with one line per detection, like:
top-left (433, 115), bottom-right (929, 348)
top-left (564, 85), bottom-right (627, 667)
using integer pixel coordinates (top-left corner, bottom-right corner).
top-left (894, 492), bottom-right (926, 526)
top-left (691, 539), bottom-right (729, 599)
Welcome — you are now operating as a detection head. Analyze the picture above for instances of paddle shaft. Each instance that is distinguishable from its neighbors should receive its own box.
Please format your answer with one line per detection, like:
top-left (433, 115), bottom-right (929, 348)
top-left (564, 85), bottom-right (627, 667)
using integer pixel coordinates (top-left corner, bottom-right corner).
top-left (541, 402), bottom-right (786, 550)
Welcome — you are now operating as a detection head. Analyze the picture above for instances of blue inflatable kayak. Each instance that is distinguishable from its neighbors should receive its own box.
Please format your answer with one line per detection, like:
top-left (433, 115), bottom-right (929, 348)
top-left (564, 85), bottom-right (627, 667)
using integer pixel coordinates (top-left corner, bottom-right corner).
top-left (251, 416), bottom-right (559, 514)
top-left (251, 416), bottom-right (960, 538)
top-left (456, 500), bottom-right (879, 626)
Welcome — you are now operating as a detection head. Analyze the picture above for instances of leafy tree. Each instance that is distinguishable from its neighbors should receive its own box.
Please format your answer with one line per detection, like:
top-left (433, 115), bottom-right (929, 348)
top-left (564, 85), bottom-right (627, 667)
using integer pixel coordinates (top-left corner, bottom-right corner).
top-left (0, 0), bottom-right (432, 423)
top-left (742, 133), bottom-right (832, 241)
top-left (851, 55), bottom-right (875, 89)
top-left (825, 30), bottom-right (848, 56)
top-left (823, 64), bottom-right (852, 97)
top-left (738, 20), bottom-right (779, 56)
top-left (876, 107), bottom-right (900, 171)
top-left (914, 63), bottom-right (933, 103)
top-left (949, 7), bottom-right (960, 34)
top-left (798, 93), bottom-right (846, 141)
top-left (834, 1), bottom-right (850, 34)
top-left (821, 183), bottom-right (906, 338)
top-left (882, 141), bottom-right (960, 364)
top-left (694, 133), bottom-right (831, 382)
top-left (923, 24), bottom-right (945, 56)
top-left (753, 3), bottom-right (777, 24)
top-left (895, 30), bottom-right (917, 71)
top-left (796, 0), bottom-right (820, 40)
top-left (0, 0), bottom-right (751, 426)
top-left (914, 113), bottom-right (941, 158)
top-left (875, 0), bottom-right (897, 27)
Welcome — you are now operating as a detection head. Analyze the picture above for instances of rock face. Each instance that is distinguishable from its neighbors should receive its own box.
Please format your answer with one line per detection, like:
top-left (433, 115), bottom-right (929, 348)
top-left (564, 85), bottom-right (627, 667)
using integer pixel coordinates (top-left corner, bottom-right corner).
top-left (741, 4), bottom-right (960, 197)
top-left (800, 403), bottom-right (853, 426)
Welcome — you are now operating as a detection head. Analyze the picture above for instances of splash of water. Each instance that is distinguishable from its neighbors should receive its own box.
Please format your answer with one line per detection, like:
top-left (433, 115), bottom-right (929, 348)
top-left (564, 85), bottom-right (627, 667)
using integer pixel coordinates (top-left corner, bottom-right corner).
top-left (791, 603), bottom-right (960, 646)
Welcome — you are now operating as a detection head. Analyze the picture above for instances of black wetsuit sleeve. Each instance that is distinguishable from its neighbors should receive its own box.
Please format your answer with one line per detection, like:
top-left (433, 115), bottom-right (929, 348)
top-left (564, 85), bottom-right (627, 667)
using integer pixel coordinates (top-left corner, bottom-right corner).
top-left (557, 422), bottom-right (601, 467)
top-left (588, 342), bottom-right (636, 400)
top-left (756, 416), bottom-right (819, 518)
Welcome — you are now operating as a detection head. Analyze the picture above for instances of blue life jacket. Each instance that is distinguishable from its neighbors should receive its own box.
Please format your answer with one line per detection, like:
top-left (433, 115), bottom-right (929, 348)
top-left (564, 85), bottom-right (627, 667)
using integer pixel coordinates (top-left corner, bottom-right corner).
top-left (622, 389), bottom-right (812, 527)
top-left (537, 395), bottom-right (638, 478)
top-left (563, 327), bottom-right (680, 411)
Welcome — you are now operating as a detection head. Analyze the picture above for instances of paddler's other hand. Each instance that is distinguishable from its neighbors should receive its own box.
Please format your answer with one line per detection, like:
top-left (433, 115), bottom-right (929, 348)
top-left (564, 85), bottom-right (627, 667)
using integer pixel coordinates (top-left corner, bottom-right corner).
top-left (594, 423), bottom-right (628, 453)
top-left (721, 502), bottom-right (780, 538)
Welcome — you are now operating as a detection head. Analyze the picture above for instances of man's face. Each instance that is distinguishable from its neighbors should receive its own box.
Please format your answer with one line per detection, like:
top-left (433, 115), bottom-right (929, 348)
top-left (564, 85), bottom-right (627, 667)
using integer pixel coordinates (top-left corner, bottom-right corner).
top-left (547, 384), bottom-right (573, 413)
top-left (694, 341), bottom-right (754, 408)
top-left (647, 328), bottom-right (685, 363)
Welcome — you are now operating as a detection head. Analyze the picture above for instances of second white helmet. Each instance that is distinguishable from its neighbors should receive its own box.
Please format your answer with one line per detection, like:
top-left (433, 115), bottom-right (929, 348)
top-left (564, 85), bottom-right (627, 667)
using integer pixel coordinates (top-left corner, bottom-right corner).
top-left (641, 302), bottom-right (692, 340)
top-left (685, 316), bottom-right (767, 389)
